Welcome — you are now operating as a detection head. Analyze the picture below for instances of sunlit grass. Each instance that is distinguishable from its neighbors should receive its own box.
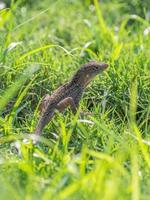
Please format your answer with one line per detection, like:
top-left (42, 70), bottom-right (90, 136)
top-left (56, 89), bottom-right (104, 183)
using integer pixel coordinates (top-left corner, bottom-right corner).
top-left (0, 0), bottom-right (150, 200)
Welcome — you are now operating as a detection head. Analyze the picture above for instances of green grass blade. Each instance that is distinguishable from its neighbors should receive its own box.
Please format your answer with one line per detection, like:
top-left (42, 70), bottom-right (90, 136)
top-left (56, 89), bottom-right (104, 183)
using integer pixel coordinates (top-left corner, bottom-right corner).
top-left (0, 64), bottom-right (39, 114)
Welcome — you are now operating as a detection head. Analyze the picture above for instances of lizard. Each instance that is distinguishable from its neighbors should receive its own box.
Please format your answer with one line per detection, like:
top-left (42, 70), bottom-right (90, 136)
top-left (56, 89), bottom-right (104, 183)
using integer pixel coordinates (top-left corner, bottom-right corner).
top-left (34, 61), bottom-right (108, 137)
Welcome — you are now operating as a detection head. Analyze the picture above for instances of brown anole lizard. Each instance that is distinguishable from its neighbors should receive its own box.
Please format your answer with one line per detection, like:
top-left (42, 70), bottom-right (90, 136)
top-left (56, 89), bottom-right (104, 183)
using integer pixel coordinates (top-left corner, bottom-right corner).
top-left (34, 61), bottom-right (108, 136)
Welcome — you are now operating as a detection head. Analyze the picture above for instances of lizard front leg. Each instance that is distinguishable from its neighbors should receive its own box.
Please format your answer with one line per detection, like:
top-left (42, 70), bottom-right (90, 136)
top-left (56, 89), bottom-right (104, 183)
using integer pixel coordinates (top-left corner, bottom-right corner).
top-left (56, 97), bottom-right (91, 117)
top-left (56, 97), bottom-right (77, 114)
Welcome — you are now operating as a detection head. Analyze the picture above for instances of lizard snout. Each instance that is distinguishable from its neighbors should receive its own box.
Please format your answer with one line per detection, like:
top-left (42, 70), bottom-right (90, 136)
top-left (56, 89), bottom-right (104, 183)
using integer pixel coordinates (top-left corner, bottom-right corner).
top-left (100, 63), bottom-right (108, 70)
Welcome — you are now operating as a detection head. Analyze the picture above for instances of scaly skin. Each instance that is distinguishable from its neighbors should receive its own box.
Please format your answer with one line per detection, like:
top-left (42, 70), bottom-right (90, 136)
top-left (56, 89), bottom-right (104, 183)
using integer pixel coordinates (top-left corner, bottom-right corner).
top-left (34, 61), bottom-right (108, 136)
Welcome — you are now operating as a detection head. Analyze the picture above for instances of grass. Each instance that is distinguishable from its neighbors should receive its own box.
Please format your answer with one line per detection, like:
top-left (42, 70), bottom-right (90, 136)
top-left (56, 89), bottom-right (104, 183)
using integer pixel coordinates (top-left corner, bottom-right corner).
top-left (0, 0), bottom-right (150, 199)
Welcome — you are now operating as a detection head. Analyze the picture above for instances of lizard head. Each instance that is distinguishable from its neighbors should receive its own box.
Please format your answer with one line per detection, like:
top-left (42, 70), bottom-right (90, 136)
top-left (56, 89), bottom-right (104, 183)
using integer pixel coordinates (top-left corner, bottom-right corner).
top-left (71, 61), bottom-right (108, 87)
top-left (82, 61), bottom-right (108, 75)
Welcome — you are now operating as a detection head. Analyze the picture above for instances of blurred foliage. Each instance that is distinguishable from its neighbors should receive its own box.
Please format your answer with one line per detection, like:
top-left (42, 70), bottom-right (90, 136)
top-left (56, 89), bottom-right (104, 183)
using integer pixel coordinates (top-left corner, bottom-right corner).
top-left (83, 0), bottom-right (150, 18)
top-left (1, 0), bottom-right (39, 7)
top-left (119, 0), bottom-right (150, 18)
top-left (0, 0), bottom-right (150, 199)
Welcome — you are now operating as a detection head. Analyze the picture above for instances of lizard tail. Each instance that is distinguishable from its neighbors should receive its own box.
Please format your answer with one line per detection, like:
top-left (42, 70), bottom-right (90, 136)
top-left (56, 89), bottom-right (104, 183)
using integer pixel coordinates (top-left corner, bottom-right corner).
top-left (38, 94), bottom-right (51, 115)
top-left (34, 107), bottom-right (55, 136)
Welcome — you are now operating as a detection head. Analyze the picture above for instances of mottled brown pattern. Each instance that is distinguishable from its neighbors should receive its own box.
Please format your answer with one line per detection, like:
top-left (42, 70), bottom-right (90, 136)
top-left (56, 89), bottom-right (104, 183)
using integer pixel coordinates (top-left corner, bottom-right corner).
top-left (34, 61), bottom-right (108, 137)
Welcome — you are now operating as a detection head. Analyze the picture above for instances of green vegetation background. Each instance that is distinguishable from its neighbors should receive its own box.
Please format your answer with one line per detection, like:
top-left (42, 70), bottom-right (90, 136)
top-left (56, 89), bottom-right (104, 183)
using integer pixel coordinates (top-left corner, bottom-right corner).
top-left (0, 0), bottom-right (150, 199)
